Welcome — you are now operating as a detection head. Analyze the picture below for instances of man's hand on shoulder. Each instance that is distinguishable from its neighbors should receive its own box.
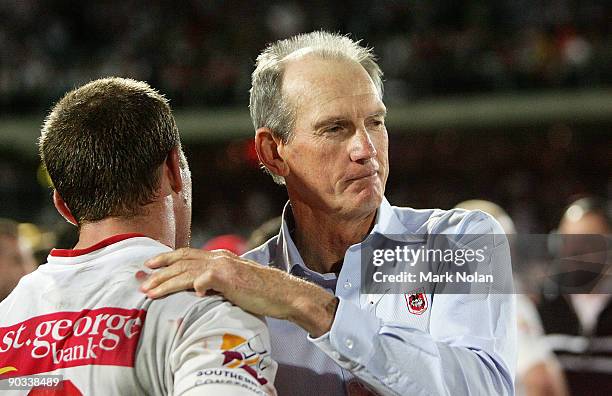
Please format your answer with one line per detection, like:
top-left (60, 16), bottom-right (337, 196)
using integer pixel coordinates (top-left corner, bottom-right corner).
top-left (140, 248), bottom-right (338, 337)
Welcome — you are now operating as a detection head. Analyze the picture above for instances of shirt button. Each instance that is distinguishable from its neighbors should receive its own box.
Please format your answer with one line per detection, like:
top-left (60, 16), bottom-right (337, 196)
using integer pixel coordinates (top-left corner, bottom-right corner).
top-left (344, 281), bottom-right (352, 289)
top-left (345, 338), bottom-right (354, 350)
top-left (332, 351), bottom-right (341, 360)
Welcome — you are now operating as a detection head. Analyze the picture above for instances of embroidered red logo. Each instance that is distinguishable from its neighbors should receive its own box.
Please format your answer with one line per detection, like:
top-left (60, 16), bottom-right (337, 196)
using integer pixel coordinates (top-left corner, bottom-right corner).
top-left (405, 291), bottom-right (428, 315)
top-left (0, 308), bottom-right (146, 379)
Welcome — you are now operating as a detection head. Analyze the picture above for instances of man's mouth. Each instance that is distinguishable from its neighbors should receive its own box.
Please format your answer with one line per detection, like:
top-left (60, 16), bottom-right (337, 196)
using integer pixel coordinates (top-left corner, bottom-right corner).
top-left (346, 170), bottom-right (378, 182)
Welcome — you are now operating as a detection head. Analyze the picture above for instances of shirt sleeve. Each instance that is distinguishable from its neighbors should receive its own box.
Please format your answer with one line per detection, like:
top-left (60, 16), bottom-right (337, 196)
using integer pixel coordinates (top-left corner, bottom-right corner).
top-left (169, 297), bottom-right (278, 396)
top-left (309, 211), bottom-right (516, 396)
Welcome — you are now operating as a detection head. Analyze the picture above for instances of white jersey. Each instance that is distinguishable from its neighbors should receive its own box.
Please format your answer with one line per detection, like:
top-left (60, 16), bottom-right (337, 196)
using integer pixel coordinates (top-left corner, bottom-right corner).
top-left (0, 234), bottom-right (277, 395)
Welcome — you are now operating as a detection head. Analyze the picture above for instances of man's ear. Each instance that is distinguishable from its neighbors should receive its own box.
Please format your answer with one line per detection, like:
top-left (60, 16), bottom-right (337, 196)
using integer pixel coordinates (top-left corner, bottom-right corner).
top-left (53, 190), bottom-right (78, 226)
top-left (164, 146), bottom-right (184, 194)
top-left (255, 128), bottom-right (289, 178)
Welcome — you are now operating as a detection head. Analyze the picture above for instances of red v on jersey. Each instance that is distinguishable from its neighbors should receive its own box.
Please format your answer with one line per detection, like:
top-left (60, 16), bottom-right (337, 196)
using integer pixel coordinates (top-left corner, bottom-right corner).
top-left (50, 233), bottom-right (146, 257)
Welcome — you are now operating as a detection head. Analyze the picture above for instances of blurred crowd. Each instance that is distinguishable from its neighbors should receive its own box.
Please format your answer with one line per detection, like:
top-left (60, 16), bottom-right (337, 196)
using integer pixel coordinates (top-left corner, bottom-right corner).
top-left (2, 0), bottom-right (612, 113)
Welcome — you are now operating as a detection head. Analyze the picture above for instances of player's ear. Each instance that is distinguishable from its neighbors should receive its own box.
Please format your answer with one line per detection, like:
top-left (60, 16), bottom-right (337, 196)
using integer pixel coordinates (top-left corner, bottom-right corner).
top-left (164, 146), bottom-right (184, 194)
top-left (53, 190), bottom-right (78, 226)
top-left (255, 127), bottom-right (289, 178)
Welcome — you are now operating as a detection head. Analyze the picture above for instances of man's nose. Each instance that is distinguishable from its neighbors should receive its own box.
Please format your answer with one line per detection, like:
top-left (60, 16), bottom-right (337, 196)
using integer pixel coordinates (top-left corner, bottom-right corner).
top-left (349, 127), bottom-right (377, 163)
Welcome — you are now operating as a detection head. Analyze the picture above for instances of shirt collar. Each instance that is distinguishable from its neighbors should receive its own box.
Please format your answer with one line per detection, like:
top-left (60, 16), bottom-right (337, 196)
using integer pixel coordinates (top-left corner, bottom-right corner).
top-left (50, 233), bottom-right (146, 257)
top-left (371, 196), bottom-right (407, 235)
top-left (277, 201), bottom-right (306, 274)
top-left (276, 197), bottom-right (415, 277)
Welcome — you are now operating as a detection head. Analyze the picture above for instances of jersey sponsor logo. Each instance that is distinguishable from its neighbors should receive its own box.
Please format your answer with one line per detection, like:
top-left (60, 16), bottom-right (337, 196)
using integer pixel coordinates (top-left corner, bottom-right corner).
top-left (405, 289), bottom-right (428, 315)
top-left (0, 308), bottom-right (146, 378)
top-left (220, 333), bottom-right (272, 386)
top-left (194, 368), bottom-right (268, 396)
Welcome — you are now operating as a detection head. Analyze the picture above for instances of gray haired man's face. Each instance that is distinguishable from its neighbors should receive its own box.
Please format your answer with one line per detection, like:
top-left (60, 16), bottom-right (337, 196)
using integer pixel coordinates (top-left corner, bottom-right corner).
top-left (278, 55), bottom-right (389, 219)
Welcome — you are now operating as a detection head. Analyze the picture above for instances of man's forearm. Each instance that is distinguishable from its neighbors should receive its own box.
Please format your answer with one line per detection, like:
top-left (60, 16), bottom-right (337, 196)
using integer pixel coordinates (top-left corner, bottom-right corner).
top-left (288, 280), bottom-right (338, 337)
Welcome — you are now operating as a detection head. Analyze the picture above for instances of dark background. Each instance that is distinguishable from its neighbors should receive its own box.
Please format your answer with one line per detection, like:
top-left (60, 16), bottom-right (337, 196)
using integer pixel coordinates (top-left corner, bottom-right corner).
top-left (0, 0), bottom-right (610, 248)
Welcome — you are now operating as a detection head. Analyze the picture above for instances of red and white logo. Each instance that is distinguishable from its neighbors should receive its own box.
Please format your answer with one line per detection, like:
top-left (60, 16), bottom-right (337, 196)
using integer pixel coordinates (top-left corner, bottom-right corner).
top-left (405, 290), bottom-right (428, 315)
top-left (0, 307), bottom-right (146, 379)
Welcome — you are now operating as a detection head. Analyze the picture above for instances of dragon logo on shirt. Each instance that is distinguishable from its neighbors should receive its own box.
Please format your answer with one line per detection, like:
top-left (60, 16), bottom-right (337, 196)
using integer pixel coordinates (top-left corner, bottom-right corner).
top-left (405, 289), bottom-right (428, 315)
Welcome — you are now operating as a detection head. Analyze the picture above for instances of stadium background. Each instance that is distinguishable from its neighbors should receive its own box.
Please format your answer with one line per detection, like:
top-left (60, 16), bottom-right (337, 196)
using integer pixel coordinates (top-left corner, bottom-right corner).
top-left (0, 0), bottom-right (610, 250)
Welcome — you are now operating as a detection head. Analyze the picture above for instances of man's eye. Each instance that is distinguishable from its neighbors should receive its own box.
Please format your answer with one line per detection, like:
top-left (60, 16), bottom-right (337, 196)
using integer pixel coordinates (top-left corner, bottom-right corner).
top-left (369, 119), bottom-right (385, 127)
top-left (325, 125), bottom-right (343, 133)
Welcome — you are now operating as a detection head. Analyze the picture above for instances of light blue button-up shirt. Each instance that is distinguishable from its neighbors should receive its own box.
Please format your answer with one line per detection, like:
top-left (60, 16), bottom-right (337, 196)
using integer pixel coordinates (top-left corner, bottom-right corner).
top-left (243, 198), bottom-right (516, 395)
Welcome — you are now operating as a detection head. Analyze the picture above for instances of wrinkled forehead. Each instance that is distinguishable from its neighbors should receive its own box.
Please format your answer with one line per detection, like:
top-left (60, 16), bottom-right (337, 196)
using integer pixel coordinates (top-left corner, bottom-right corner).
top-left (281, 54), bottom-right (382, 118)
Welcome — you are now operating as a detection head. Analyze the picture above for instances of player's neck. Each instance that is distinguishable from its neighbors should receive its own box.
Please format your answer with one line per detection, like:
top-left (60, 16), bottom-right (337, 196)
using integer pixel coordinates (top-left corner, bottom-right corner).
top-left (73, 207), bottom-right (176, 250)
top-left (290, 202), bottom-right (376, 274)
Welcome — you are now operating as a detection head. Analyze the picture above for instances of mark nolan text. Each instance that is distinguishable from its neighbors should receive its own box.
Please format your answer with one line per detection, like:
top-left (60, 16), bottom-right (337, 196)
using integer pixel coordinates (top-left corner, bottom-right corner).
top-left (373, 271), bottom-right (493, 283)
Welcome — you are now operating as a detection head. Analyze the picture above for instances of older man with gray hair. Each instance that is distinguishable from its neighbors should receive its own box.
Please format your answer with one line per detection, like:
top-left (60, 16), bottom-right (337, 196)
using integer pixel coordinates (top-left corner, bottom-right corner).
top-left (143, 31), bottom-right (516, 395)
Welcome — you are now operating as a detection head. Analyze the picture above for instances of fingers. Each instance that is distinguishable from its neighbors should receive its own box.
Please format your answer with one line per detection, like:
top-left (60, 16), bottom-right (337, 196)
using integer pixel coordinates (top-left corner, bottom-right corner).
top-left (141, 260), bottom-right (192, 291)
top-left (145, 247), bottom-right (201, 269)
top-left (144, 272), bottom-right (197, 298)
top-left (141, 248), bottom-right (243, 299)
